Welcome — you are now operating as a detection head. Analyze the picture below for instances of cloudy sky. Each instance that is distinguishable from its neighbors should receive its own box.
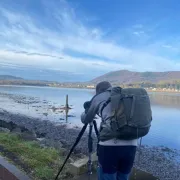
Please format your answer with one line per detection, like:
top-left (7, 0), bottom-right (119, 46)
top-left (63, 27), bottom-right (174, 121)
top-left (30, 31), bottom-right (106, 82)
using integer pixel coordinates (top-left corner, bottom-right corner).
top-left (0, 0), bottom-right (180, 82)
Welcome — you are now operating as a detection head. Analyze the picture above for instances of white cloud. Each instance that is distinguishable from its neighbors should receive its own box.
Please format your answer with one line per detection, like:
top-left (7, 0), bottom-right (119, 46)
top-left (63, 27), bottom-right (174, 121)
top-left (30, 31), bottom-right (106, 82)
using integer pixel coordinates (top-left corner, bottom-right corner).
top-left (0, 0), bottom-right (179, 79)
top-left (133, 24), bottom-right (144, 29)
top-left (162, 44), bottom-right (180, 53)
top-left (162, 45), bottom-right (173, 49)
top-left (133, 31), bottom-right (145, 36)
top-left (0, 49), bottom-right (132, 73)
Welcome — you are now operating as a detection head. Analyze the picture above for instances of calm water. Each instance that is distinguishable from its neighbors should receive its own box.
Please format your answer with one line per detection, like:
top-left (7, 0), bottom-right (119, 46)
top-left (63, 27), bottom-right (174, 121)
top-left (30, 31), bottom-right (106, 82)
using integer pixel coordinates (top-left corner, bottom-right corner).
top-left (0, 85), bottom-right (180, 150)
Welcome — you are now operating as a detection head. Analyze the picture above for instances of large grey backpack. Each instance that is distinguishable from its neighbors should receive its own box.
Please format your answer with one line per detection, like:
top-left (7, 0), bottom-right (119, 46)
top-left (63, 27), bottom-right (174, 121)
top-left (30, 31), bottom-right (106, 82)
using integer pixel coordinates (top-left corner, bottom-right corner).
top-left (99, 87), bottom-right (152, 141)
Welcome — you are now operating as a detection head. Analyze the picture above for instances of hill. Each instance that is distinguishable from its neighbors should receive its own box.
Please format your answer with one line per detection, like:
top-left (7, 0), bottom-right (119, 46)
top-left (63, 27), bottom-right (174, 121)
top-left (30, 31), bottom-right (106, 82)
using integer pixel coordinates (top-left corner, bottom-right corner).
top-left (91, 70), bottom-right (180, 84)
top-left (0, 75), bottom-right (23, 80)
top-left (0, 75), bottom-right (51, 86)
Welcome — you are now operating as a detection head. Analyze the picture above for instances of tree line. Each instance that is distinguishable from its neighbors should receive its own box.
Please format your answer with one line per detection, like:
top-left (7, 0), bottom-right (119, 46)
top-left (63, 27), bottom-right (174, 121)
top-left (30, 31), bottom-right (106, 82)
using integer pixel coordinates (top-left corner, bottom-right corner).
top-left (0, 80), bottom-right (49, 86)
top-left (113, 80), bottom-right (180, 90)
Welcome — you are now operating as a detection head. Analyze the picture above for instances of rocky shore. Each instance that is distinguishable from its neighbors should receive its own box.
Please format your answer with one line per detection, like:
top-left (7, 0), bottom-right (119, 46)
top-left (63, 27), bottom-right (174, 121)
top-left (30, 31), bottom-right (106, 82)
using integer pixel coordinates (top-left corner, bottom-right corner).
top-left (1, 109), bottom-right (180, 180)
top-left (134, 146), bottom-right (180, 180)
top-left (0, 92), bottom-right (77, 124)
top-left (0, 93), bottom-right (180, 180)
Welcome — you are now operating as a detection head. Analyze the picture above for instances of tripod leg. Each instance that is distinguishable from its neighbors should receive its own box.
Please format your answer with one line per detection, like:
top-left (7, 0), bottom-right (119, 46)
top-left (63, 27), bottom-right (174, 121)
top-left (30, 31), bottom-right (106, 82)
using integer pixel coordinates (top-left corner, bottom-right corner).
top-left (54, 123), bottom-right (88, 180)
top-left (93, 120), bottom-right (99, 138)
top-left (88, 122), bottom-right (93, 177)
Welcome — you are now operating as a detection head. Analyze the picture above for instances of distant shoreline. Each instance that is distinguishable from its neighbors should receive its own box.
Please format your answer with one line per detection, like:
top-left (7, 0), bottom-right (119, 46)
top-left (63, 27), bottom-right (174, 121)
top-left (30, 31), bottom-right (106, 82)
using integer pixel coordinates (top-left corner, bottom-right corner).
top-left (1, 84), bottom-right (180, 94)
top-left (147, 89), bottom-right (180, 94)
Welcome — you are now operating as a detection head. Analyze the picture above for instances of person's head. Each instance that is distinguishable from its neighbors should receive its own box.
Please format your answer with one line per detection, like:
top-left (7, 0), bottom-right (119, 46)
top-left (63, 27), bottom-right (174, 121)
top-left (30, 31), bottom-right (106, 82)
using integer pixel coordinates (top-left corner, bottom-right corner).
top-left (96, 81), bottom-right (112, 94)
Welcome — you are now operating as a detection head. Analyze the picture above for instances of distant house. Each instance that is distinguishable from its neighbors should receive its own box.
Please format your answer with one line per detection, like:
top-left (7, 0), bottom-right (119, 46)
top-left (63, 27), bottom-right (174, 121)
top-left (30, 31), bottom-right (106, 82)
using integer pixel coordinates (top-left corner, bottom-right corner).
top-left (86, 85), bottom-right (95, 88)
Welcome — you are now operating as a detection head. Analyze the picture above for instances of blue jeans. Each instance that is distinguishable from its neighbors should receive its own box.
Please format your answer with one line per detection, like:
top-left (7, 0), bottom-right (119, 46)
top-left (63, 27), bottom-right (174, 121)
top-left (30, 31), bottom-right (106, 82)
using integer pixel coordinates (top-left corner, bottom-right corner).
top-left (97, 145), bottom-right (136, 180)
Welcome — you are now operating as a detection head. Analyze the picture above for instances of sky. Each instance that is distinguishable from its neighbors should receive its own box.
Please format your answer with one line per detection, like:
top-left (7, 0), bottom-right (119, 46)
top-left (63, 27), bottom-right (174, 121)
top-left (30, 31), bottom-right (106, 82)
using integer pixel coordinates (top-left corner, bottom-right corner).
top-left (0, 0), bottom-right (180, 82)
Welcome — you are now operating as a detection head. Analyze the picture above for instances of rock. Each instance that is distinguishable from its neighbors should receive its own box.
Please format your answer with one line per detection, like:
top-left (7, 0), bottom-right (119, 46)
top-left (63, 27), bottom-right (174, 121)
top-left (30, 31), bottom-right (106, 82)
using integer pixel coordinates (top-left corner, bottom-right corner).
top-left (54, 141), bottom-right (63, 149)
top-left (43, 113), bottom-right (48, 116)
top-left (60, 148), bottom-right (68, 156)
top-left (37, 138), bottom-right (45, 141)
top-left (0, 127), bottom-right (10, 133)
top-left (69, 158), bottom-right (88, 175)
top-left (36, 132), bottom-right (46, 138)
top-left (0, 120), bottom-right (17, 131)
top-left (67, 115), bottom-right (76, 117)
top-left (68, 157), bottom-right (75, 164)
top-left (69, 153), bottom-right (98, 176)
top-left (39, 139), bottom-right (63, 149)
top-left (11, 127), bottom-right (22, 133)
top-left (20, 131), bottom-right (37, 141)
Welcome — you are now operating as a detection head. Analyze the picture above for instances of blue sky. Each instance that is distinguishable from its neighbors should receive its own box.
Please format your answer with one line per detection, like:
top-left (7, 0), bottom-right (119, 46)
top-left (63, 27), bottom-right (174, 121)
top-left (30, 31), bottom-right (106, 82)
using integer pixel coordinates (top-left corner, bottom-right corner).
top-left (0, 0), bottom-right (180, 81)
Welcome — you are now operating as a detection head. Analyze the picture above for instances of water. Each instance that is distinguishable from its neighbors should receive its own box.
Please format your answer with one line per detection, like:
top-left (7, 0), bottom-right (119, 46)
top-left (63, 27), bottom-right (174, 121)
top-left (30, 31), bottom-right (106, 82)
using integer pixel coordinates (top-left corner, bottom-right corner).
top-left (0, 85), bottom-right (180, 150)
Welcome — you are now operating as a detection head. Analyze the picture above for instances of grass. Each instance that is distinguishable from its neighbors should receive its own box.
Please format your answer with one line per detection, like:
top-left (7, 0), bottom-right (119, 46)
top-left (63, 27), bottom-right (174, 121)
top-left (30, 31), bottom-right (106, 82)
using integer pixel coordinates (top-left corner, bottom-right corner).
top-left (0, 132), bottom-right (72, 180)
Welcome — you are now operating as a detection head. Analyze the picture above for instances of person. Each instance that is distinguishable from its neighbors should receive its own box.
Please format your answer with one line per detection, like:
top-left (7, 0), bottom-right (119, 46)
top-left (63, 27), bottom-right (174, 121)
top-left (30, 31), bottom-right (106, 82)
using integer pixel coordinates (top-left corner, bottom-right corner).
top-left (81, 81), bottom-right (138, 180)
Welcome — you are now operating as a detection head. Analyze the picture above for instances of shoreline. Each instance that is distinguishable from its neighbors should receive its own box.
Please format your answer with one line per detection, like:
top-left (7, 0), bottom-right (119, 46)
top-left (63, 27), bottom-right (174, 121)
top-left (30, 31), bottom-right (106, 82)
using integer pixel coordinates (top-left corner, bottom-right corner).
top-left (1, 84), bottom-right (180, 94)
top-left (0, 91), bottom-right (80, 126)
top-left (0, 88), bottom-right (180, 179)
top-left (0, 108), bottom-right (93, 155)
top-left (147, 89), bottom-right (180, 94)
top-left (0, 109), bottom-right (180, 180)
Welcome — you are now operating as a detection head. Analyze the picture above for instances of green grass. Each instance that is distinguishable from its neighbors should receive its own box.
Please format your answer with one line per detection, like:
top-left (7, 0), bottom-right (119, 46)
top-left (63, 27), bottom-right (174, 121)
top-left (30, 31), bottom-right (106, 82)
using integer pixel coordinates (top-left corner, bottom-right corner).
top-left (0, 132), bottom-right (72, 180)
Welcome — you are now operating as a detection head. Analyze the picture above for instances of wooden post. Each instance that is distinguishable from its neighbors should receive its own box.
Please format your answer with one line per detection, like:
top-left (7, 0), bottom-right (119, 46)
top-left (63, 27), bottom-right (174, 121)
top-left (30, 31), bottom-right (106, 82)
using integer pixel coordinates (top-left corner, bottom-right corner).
top-left (65, 108), bottom-right (68, 123)
top-left (65, 95), bottom-right (69, 123)
top-left (66, 94), bottom-right (69, 109)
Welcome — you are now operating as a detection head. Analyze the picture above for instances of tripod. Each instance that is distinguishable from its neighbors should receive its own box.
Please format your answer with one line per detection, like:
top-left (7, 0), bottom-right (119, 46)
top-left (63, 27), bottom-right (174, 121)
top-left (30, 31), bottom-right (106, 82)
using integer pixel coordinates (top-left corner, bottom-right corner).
top-left (55, 120), bottom-right (99, 180)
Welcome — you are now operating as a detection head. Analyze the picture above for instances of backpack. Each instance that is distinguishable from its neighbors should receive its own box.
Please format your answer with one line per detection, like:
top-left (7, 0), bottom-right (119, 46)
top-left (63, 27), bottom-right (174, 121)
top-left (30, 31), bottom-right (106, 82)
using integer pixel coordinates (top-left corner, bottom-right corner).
top-left (99, 87), bottom-right (152, 141)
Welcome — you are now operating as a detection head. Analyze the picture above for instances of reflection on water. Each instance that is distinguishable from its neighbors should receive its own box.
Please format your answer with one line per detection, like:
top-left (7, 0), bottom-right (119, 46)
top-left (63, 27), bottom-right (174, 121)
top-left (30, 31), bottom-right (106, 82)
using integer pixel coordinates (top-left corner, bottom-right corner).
top-left (149, 92), bottom-right (180, 110)
top-left (139, 93), bottom-right (180, 149)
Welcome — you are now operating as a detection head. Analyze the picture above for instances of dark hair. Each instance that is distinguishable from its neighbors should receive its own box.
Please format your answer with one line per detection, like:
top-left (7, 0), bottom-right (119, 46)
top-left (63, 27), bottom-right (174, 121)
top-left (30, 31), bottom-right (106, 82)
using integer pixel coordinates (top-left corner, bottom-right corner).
top-left (96, 81), bottom-right (112, 94)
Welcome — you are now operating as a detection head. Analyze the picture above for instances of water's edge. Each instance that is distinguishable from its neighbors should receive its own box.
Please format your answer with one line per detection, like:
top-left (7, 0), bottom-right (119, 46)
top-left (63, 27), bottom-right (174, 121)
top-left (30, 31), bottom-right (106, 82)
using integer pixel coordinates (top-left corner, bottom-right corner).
top-left (0, 108), bottom-right (180, 180)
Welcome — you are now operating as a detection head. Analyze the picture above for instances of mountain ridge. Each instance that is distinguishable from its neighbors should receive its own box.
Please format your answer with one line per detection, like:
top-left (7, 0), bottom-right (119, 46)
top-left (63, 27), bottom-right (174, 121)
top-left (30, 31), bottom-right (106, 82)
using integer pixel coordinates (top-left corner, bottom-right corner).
top-left (91, 70), bottom-right (180, 84)
top-left (1, 70), bottom-right (180, 85)
top-left (0, 75), bottom-right (23, 80)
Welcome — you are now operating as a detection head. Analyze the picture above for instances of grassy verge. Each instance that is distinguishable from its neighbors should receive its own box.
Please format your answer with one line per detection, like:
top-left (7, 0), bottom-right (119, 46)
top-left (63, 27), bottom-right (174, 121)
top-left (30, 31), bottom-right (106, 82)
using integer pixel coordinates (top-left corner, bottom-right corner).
top-left (0, 132), bottom-right (72, 180)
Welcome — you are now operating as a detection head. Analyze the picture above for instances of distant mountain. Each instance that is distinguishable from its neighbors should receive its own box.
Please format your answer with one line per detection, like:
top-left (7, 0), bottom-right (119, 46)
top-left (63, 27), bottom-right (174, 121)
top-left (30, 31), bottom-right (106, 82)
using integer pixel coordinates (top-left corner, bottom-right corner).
top-left (0, 75), bottom-right (23, 80)
top-left (0, 66), bottom-right (93, 82)
top-left (91, 70), bottom-right (180, 84)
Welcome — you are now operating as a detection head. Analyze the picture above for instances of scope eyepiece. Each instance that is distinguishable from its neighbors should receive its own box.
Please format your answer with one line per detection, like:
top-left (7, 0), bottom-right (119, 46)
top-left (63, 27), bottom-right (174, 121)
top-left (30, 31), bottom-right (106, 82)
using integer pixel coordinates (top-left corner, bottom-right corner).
top-left (83, 101), bottom-right (91, 110)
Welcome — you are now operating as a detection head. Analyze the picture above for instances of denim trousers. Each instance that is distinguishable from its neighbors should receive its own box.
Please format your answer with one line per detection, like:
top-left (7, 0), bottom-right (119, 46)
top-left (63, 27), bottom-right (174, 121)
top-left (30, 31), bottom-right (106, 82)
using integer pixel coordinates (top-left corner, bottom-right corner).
top-left (97, 145), bottom-right (137, 180)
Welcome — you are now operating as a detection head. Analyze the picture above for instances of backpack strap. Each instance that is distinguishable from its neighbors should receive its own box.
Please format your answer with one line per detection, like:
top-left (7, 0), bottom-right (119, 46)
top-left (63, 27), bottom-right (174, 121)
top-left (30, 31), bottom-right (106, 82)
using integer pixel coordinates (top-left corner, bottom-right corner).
top-left (86, 90), bottom-right (110, 117)
top-left (100, 98), bottom-right (111, 117)
top-left (111, 89), bottom-right (123, 114)
top-left (100, 87), bottom-right (122, 117)
top-left (130, 95), bottom-right (136, 119)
